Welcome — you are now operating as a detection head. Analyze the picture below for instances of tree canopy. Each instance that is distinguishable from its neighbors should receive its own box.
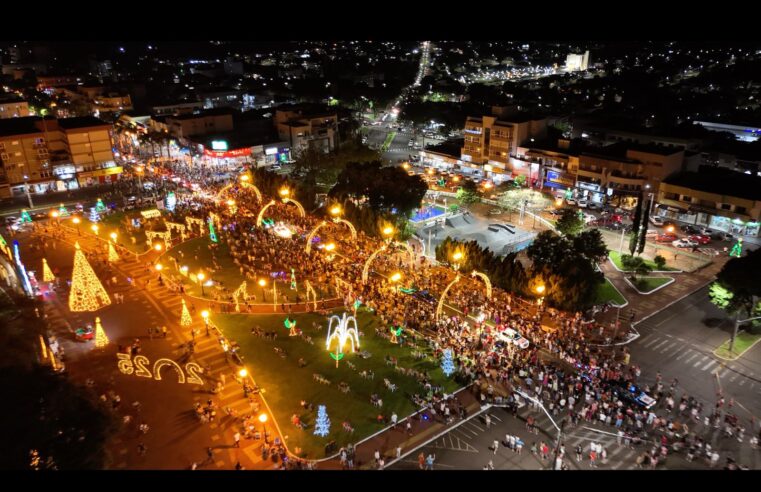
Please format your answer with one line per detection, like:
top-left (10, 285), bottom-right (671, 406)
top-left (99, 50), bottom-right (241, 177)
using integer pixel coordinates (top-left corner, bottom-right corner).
top-left (555, 208), bottom-right (584, 237)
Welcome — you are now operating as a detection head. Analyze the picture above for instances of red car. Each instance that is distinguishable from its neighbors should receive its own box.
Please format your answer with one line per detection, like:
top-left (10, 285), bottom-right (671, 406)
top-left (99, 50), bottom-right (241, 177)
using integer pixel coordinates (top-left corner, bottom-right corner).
top-left (655, 233), bottom-right (678, 243)
top-left (688, 234), bottom-right (711, 245)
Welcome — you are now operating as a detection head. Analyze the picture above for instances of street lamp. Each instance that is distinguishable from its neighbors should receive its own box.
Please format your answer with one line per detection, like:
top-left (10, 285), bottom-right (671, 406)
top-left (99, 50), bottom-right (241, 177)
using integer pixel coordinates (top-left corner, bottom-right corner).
top-left (382, 225), bottom-right (395, 242)
top-left (452, 251), bottom-right (463, 271)
top-left (91, 224), bottom-right (99, 236)
top-left (110, 232), bottom-right (117, 242)
top-left (238, 368), bottom-right (248, 378)
top-left (259, 413), bottom-right (268, 440)
top-left (201, 310), bottom-right (210, 335)
top-left (154, 243), bottom-right (163, 251)
top-left (197, 272), bottom-right (206, 296)
top-left (258, 278), bottom-right (267, 301)
top-left (535, 283), bottom-right (546, 306)
top-left (155, 263), bottom-right (163, 271)
top-left (279, 187), bottom-right (290, 200)
top-left (72, 216), bottom-right (81, 235)
top-left (329, 205), bottom-right (342, 217)
top-left (390, 271), bottom-right (402, 293)
top-left (514, 389), bottom-right (564, 469)
top-left (730, 314), bottom-right (761, 354)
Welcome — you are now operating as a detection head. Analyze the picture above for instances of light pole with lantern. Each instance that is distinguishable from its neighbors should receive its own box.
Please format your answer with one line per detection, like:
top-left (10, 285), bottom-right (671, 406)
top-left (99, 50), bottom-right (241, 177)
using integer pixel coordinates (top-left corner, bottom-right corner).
top-left (197, 272), bottom-right (206, 296)
top-left (201, 310), bottom-right (210, 336)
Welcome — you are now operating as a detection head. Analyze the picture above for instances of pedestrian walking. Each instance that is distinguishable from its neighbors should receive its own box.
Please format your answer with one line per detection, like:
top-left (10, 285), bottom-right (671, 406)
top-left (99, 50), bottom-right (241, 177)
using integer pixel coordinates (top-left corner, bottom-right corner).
top-left (425, 453), bottom-right (435, 470)
top-left (493, 439), bottom-right (499, 454)
top-left (485, 414), bottom-right (491, 428)
top-left (137, 442), bottom-right (147, 456)
top-left (418, 452), bottom-right (425, 470)
top-left (233, 432), bottom-right (241, 448)
top-left (396, 445), bottom-right (402, 459)
top-left (206, 447), bottom-right (214, 463)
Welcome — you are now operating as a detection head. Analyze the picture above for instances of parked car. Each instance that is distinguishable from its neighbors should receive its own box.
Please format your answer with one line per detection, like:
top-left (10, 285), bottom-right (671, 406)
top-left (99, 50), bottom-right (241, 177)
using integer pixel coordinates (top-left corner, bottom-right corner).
top-left (681, 224), bottom-right (701, 234)
top-left (649, 216), bottom-right (665, 226)
top-left (566, 197), bottom-right (576, 205)
top-left (710, 231), bottom-right (734, 241)
top-left (688, 234), bottom-right (711, 245)
top-left (496, 327), bottom-right (530, 349)
top-left (577, 199), bottom-right (589, 208)
top-left (586, 202), bottom-right (601, 210)
top-left (673, 238), bottom-right (698, 248)
top-left (655, 233), bottom-right (678, 243)
top-left (645, 229), bottom-right (659, 238)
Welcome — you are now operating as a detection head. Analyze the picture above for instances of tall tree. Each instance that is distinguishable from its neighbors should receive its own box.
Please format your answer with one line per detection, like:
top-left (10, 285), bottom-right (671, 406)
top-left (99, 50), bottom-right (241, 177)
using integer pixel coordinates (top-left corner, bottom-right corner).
top-left (555, 208), bottom-right (585, 237)
top-left (637, 195), bottom-right (651, 254)
top-left (629, 192), bottom-right (644, 255)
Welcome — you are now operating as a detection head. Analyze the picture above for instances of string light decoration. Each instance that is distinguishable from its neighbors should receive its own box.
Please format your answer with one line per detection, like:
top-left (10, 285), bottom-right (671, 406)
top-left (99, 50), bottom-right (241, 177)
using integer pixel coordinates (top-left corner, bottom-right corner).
top-left (69, 242), bottom-right (111, 312)
top-left (95, 198), bottom-right (107, 213)
top-left (58, 203), bottom-right (70, 217)
top-left (42, 258), bottom-right (55, 282)
top-left (180, 299), bottom-right (192, 326)
top-left (94, 317), bottom-right (109, 348)
top-left (208, 216), bottom-right (218, 243)
top-left (108, 242), bottom-right (120, 263)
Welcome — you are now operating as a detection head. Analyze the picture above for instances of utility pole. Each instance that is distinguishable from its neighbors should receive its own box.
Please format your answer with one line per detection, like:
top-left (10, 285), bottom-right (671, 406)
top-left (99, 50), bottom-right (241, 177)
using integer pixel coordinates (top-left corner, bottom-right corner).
top-left (515, 389), bottom-right (563, 470)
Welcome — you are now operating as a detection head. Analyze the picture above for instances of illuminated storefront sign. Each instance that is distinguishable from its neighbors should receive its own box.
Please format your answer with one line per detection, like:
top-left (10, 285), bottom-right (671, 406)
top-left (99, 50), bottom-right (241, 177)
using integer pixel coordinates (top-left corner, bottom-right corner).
top-left (211, 140), bottom-right (228, 151)
top-left (203, 148), bottom-right (252, 158)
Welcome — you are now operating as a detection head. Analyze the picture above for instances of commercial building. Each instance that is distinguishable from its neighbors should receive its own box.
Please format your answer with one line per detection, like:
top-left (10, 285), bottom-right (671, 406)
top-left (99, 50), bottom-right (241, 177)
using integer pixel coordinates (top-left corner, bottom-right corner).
top-left (163, 109), bottom-right (235, 139)
top-left (189, 133), bottom-right (290, 169)
top-left (565, 51), bottom-right (590, 71)
top-left (275, 105), bottom-right (338, 155)
top-left (693, 121), bottom-right (761, 143)
top-left (0, 116), bottom-right (119, 198)
top-left (517, 138), bottom-right (684, 206)
top-left (0, 95), bottom-right (30, 119)
top-left (656, 167), bottom-right (761, 237)
top-left (152, 101), bottom-right (205, 116)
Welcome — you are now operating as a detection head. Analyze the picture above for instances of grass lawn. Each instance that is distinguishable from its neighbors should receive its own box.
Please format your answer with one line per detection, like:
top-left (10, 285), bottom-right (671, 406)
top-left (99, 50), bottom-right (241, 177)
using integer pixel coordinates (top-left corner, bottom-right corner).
top-left (609, 251), bottom-right (678, 272)
top-left (631, 276), bottom-right (672, 294)
top-left (715, 331), bottom-right (761, 359)
top-left (381, 131), bottom-right (396, 152)
top-left (594, 278), bottom-right (627, 306)
top-left (161, 237), bottom-right (305, 303)
top-left (213, 309), bottom-right (461, 458)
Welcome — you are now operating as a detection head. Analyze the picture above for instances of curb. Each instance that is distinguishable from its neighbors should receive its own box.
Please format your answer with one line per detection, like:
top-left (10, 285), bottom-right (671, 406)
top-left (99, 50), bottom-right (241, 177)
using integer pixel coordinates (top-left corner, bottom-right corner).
top-left (602, 278), bottom-right (628, 308)
top-left (607, 256), bottom-right (683, 274)
top-left (712, 332), bottom-right (761, 362)
top-left (383, 402), bottom-right (492, 470)
top-left (621, 275), bottom-right (676, 295)
top-left (632, 279), bottom-right (715, 327)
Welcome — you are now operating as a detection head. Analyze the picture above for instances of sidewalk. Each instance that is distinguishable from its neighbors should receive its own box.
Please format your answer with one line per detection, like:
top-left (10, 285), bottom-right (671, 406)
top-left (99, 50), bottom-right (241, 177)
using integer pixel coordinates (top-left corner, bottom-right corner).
top-left (317, 385), bottom-right (482, 469)
top-left (595, 254), bottom-right (729, 331)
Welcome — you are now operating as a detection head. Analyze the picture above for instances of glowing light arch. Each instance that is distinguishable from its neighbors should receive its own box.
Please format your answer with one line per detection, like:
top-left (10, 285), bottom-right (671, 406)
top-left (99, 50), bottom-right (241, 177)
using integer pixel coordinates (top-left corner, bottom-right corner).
top-left (361, 241), bottom-right (415, 284)
top-left (436, 274), bottom-right (461, 321)
top-left (470, 270), bottom-right (492, 299)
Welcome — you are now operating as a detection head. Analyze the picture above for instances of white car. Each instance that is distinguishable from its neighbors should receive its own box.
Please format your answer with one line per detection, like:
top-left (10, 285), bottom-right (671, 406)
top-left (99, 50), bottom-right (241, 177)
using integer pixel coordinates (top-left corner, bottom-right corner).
top-left (672, 238), bottom-right (697, 248)
top-left (650, 216), bottom-right (665, 226)
top-left (496, 327), bottom-right (530, 349)
top-left (577, 199), bottom-right (589, 208)
top-left (583, 213), bottom-right (597, 224)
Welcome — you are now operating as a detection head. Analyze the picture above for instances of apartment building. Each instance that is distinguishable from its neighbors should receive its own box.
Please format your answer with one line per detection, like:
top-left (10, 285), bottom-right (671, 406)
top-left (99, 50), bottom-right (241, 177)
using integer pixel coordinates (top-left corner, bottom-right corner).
top-left (274, 105), bottom-right (338, 155)
top-left (0, 95), bottom-right (30, 119)
top-left (460, 113), bottom-right (548, 183)
top-left (656, 166), bottom-right (761, 237)
top-left (0, 116), bottom-right (119, 198)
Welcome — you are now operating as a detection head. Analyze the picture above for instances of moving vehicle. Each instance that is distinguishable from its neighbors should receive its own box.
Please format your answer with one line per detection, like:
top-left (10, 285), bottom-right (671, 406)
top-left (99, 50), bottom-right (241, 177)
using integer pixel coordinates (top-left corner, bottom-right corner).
top-left (688, 234), bottom-right (711, 245)
top-left (496, 327), bottom-right (530, 349)
top-left (655, 233), bottom-right (678, 243)
top-left (672, 238), bottom-right (698, 248)
top-left (649, 216), bottom-right (665, 226)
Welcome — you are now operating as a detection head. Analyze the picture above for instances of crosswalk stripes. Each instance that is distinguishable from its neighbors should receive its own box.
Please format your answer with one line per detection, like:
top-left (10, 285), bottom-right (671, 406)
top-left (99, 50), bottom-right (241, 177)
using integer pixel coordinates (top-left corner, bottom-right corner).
top-left (675, 348), bottom-right (692, 361)
top-left (693, 355), bottom-right (709, 368)
top-left (684, 352), bottom-right (700, 364)
top-left (701, 359), bottom-right (717, 371)
top-left (660, 341), bottom-right (678, 354)
top-left (651, 339), bottom-right (670, 351)
top-left (643, 337), bottom-right (662, 348)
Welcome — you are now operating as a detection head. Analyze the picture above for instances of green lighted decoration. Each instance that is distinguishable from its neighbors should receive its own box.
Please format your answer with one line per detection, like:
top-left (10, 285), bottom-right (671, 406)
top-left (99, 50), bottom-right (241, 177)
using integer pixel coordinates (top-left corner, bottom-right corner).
top-left (729, 238), bottom-right (743, 258)
top-left (58, 204), bottom-right (70, 217)
top-left (564, 189), bottom-right (573, 200)
top-left (399, 287), bottom-right (417, 294)
top-left (95, 198), bottom-right (107, 213)
top-left (284, 317), bottom-right (298, 336)
top-left (208, 216), bottom-right (218, 243)
top-left (20, 210), bottom-right (32, 223)
top-left (389, 326), bottom-right (403, 344)
top-left (262, 218), bottom-right (275, 227)
top-left (353, 299), bottom-right (362, 311)
top-left (290, 268), bottom-right (297, 290)
top-left (437, 178), bottom-right (446, 187)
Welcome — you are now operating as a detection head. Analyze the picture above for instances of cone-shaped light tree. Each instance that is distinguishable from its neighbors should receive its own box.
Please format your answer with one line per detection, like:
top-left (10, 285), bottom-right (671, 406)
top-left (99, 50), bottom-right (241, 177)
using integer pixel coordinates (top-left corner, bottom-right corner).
top-left (42, 258), bottom-right (56, 282)
top-left (94, 316), bottom-right (109, 348)
top-left (108, 242), bottom-right (120, 263)
top-left (69, 242), bottom-right (111, 312)
top-left (180, 299), bottom-right (193, 326)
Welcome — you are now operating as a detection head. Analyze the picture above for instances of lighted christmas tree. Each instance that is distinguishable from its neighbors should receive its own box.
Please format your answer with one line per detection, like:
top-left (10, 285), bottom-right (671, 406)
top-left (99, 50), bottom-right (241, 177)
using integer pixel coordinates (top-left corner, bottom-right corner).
top-left (94, 316), bottom-right (109, 348)
top-left (180, 299), bottom-right (192, 326)
top-left (95, 198), bottom-right (107, 213)
top-left (390, 326), bottom-right (403, 344)
top-left (729, 238), bottom-right (743, 258)
top-left (313, 405), bottom-right (331, 437)
top-left (42, 258), bottom-right (55, 282)
top-left (88, 207), bottom-right (100, 223)
top-left (69, 242), bottom-right (111, 312)
top-left (58, 203), bottom-right (70, 217)
top-left (208, 217), bottom-right (218, 243)
top-left (165, 191), bottom-right (177, 212)
top-left (20, 209), bottom-right (32, 223)
top-left (108, 242), bottom-right (119, 263)
top-left (441, 349), bottom-right (455, 377)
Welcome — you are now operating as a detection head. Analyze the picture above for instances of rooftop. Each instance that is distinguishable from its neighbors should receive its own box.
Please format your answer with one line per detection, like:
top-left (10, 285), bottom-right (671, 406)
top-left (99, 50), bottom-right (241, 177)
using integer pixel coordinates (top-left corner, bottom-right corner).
top-left (57, 116), bottom-right (111, 130)
top-left (0, 116), bottom-right (42, 137)
top-left (663, 166), bottom-right (761, 202)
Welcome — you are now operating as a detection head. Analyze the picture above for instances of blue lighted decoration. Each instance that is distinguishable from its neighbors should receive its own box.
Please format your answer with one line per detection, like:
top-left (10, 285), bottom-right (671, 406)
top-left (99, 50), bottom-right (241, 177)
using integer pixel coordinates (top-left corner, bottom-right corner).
top-left (165, 192), bottom-right (176, 213)
top-left (13, 240), bottom-right (33, 296)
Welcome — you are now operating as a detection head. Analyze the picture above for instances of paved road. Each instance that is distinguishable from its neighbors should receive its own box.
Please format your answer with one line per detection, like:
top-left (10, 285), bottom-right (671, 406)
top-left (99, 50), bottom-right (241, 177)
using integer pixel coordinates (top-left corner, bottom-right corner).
top-left (630, 286), bottom-right (761, 424)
